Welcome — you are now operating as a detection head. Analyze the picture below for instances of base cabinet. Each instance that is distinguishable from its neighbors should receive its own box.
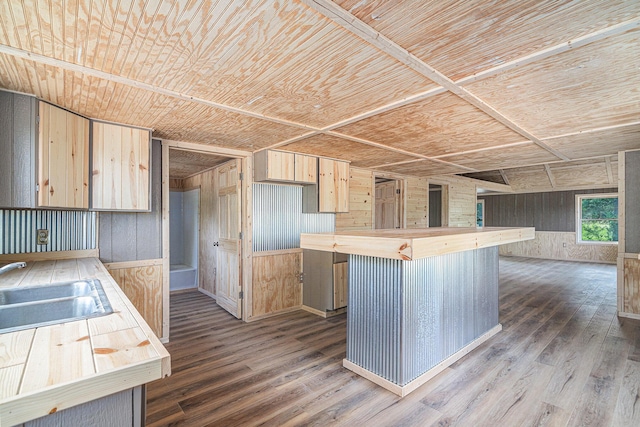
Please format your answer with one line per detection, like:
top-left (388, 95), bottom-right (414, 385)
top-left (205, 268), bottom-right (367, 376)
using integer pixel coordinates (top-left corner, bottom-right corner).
top-left (302, 249), bottom-right (348, 312)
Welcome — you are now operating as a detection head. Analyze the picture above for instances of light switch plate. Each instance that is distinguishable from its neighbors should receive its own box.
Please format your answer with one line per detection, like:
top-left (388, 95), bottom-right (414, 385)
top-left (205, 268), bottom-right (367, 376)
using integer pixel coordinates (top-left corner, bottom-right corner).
top-left (37, 229), bottom-right (49, 245)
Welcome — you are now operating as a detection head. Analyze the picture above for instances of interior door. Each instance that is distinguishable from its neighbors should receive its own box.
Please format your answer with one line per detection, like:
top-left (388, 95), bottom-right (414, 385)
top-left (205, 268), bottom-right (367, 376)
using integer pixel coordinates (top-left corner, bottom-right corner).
top-left (215, 159), bottom-right (242, 318)
top-left (375, 180), bottom-right (398, 229)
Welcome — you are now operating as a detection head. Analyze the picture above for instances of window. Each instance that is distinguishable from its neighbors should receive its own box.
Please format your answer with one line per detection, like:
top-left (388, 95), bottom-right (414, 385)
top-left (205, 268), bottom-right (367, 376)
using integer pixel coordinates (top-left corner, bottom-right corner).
top-left (476, 200), bottom-right (484, 227)
top-left (576, 194), bottom-right (618, 243)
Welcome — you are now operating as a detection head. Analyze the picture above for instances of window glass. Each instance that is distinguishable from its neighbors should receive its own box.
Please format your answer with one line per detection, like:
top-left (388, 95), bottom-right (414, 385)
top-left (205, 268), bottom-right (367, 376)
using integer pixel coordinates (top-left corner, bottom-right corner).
top-left (577, 195), bottom-right (618, 243)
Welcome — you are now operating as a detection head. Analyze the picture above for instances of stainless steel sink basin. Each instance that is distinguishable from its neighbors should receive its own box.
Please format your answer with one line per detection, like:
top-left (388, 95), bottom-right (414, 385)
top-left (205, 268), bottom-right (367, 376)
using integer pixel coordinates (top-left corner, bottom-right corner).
top-left (0, 281), bottom-right (94, 305)
top-left (0, 279), bottom-right (113, 333)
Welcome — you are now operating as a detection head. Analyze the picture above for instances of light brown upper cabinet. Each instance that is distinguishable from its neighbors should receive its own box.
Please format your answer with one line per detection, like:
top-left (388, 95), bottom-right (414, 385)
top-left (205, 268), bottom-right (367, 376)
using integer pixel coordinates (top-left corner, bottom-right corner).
top-left (92, 121), bottom-right (151, 211)
top-left (38, 102), bottom-right (89, 209)
top-left (303, 158), bottom-right (350, 213)
top-left (294, 154), bottom-right (317, 183)
top-left (254, 150), bottom-right (317, 184)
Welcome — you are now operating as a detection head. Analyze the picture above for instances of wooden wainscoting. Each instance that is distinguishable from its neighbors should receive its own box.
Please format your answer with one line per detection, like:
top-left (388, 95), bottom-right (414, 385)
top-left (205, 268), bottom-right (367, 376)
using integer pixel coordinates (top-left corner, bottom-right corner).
top-left (500, 231), bottom-right (617, 264)
top-left (622, 256), bottom-right (640, 317)
top-left (250, 249), bottom-right (302, 320)
top-left (104, 259), bottom-right (163, 338)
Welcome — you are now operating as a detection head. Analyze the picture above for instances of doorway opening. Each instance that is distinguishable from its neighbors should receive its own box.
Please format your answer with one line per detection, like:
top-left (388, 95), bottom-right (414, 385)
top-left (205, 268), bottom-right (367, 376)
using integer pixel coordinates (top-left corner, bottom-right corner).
top-left (429, 184), bottom-right (443, 227)
top-left (163, 144), bottom-right (248, 330)
top-left (169, 188), bottom-right (199, 291)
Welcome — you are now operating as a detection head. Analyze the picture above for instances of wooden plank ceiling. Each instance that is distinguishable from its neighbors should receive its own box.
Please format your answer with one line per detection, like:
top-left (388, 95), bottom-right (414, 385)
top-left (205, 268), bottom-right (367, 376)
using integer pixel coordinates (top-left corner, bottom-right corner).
top-left (0, 0), bottom-right (638, 181)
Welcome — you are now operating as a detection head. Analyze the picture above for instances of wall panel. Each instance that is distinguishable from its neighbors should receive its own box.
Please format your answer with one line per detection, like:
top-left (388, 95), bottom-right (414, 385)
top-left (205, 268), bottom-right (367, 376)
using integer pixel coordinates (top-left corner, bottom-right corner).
top-left (499, 231), bottom-right (616, 264)
top-left (481, 188), bottom-right (617, 231)
top-left (336, 167), bottom-right (373, 231)
top-left (98, 140), bottom-right (162, 263)
top-left (251, 252), bottom-right (302, 318)
top-left (105, 261), bottom-right (163, 338)
top-left (405, 177), bottom-right (428, 228)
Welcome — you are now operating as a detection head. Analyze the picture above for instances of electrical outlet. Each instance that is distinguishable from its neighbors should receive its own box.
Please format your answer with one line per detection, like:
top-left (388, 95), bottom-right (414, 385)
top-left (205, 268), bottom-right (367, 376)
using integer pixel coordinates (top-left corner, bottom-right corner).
top-left (37, 229), bottom-right (49, 245)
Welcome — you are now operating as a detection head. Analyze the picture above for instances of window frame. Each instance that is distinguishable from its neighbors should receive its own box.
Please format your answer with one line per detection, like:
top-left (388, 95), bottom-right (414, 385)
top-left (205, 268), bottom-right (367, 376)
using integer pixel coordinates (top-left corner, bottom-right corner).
top-left (575, 193), bottom-right (618, 245)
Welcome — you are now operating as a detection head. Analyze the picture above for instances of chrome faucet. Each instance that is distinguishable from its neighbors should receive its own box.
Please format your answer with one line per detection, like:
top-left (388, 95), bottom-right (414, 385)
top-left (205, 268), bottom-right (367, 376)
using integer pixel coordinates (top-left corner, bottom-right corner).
top-left (0, 262), bottom-right (27, 275)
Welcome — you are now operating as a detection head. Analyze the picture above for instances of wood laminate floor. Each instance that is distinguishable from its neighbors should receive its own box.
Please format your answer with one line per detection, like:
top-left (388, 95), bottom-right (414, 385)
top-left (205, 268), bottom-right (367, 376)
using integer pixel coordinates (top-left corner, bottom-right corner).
top-left (146, 257), bottom-right (640, 426)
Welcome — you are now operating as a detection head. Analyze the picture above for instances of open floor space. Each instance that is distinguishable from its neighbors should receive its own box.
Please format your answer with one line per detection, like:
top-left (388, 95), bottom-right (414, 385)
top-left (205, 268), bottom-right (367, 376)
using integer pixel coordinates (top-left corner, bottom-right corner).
top-left (146, 257), bottom-right (640, 426)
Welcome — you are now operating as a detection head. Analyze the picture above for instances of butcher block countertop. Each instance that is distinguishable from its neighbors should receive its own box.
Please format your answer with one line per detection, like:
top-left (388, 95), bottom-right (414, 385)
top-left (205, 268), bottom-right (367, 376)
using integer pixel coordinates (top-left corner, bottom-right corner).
top-left (300, 227), bottom-right (535, 260)
top-left (0, 257), bottom-right (170, 426)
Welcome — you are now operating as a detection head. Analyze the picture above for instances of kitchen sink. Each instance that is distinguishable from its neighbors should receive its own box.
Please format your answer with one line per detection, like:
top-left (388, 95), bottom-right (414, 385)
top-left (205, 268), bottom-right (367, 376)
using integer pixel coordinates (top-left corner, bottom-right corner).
top-left (0, 279), bottom-right (113, 333)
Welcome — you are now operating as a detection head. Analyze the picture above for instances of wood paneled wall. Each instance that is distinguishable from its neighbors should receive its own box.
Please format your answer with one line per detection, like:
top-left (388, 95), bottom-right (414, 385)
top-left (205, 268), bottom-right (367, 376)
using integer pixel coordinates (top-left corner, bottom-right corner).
top-left (182, 168), bottom-right (217, 297)
top-left (429, 176), bottom-right (477, 227)
top-left (623, 258), bottom-right (640, 315)
top-left (480, 188), bottom-right (617, 232)
top-left (105, 260), bottom-right (163, 338)
top-left (500, 231), bottom-right (616, 264)
top-left (98, 140), bottom-right (162, 263)
top-left (336, 167), bottom-right (373, 231)
top-left (405, 177), bottom-right (428, 228)
top-left (251, 251), bottom-right (302, 319)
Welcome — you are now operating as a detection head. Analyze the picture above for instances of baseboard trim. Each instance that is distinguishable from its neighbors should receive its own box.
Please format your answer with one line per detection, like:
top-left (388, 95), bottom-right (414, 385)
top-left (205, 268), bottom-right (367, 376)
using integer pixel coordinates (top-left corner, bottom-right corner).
top-left (618, 311), bottom-right (640, 320)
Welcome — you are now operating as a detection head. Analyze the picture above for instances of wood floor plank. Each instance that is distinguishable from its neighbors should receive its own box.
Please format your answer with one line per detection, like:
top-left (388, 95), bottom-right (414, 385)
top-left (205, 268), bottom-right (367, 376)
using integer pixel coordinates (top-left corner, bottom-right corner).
top-left (146, 257), bottom-right (640, 426)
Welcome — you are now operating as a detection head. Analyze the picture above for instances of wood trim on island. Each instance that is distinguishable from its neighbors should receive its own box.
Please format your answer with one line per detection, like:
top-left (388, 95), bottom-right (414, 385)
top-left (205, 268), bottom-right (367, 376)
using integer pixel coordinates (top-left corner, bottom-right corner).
top-left (301, 227), bottom-right (535, 260)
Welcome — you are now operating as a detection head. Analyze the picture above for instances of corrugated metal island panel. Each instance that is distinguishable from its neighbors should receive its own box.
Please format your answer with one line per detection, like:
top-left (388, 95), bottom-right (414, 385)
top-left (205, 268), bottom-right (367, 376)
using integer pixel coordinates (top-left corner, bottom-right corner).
top-left (347, 247), bottom-right (499, 386)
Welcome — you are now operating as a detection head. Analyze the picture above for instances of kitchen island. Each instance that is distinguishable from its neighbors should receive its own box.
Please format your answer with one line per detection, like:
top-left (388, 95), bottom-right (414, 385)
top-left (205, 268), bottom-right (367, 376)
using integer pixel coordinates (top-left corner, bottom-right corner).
top-left (300, 227), bottom-right (534, 396)
top-left (0, 257), bottom-right (170, 426)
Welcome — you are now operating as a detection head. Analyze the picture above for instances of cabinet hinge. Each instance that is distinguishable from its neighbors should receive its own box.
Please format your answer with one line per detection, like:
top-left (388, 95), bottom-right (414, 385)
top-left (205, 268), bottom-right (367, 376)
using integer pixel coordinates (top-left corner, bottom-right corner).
top-left (299, 273), bottom-right (304, 283)
top-left (239, 172), bottom-right (244, 181)
top-left (239, 291), bottom-right (244, 299)
top-left (213, 242), bottom-right (219, 247)
top-left (35, 184), bottom-right (40, 192)
top-left (396, 189), bottom-right (401, 194)
top-left (36, 116), bottom-right (40, 125)
top-left (239, 232), bottom-right (243, 240)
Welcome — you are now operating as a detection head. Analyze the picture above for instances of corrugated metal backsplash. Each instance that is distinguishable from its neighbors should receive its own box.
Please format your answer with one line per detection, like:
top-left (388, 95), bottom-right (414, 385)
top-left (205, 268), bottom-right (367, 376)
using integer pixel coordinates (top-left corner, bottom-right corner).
top-left (0, 209), bottom-right (97, 254)
top-left (253, 183), bottom-right (335, 252)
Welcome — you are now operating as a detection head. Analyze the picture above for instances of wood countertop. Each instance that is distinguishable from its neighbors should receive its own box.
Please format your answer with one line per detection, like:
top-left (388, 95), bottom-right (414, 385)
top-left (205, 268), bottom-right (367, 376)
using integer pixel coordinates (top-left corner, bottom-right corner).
top-left (0, 258), bottom-right (170, 426)
top-left (300, 227), bottom-right (535, 260)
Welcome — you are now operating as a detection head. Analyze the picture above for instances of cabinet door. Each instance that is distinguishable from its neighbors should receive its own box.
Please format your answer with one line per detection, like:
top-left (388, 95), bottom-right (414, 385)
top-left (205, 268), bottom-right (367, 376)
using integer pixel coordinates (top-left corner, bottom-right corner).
top-left (294, 154), bottom-right (317, 183)
top-left (318, 158), bottom-right (349, 213)
top-left (267, 150), bottom-right (295, 181)
top-left (38, 102), bottom-right (89, 209)
top-left (333, 262), bottom-right (348, 309)
top-left (92, 122), bottom-right (150, 211)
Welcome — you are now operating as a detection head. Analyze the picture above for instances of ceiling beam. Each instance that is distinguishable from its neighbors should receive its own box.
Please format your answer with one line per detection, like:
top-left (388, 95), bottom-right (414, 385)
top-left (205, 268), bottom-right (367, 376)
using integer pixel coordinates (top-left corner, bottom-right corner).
top-left (499, 170), bottom-right (510, 186)
top-left (605, 157), bottom-right (614, 184)
top-left (544, 164), bottom-right (557, 188)
top-left (300, 0), bottom-right (576, 161)
top-left (161, 139), bottom-right (252, 158)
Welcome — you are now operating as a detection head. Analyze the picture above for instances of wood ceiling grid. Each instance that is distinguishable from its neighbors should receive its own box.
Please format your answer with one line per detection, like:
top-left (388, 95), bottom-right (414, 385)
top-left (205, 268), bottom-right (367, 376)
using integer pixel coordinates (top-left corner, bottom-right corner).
top-left (543, 123), bottom-right (640, 160)
top-left (334, 0), bottom-right (640, 81)
top-left (373, 159), bottom-right (472, 177)
top-left (465, 29), bottom-right (640, 138)
top-left (151, 99), bottom-right (307, 150)
top-left (0, 1), bottom-right (638, 179)
top-left (278, 134), bottom-right (418, 168)
top-left (332, 91), bottom-right (527, 156)
top-left (435, 143), bottom-right (561, 172)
